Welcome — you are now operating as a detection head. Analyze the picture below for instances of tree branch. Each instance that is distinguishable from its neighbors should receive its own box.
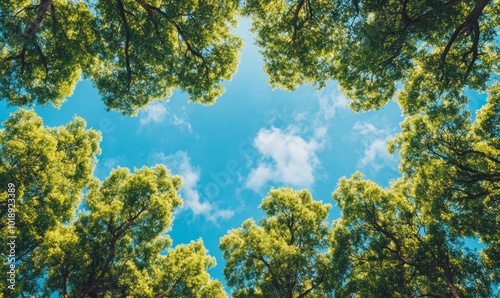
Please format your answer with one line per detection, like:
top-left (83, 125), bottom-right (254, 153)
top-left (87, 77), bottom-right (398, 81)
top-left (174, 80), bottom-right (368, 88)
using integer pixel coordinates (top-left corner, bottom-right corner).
top-left (249, 253), bottom-right (283, 298)
top-left (117, 0), bottom-right (133, 88)
top-left (439, 0), bottom-right (490, 77)
top-left (134, 0), bottom-right (205, 63)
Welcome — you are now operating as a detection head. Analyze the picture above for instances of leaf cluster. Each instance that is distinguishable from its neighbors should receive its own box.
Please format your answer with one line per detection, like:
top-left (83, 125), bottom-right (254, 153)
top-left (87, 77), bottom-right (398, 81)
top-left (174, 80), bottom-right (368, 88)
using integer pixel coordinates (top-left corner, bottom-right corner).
top-left (1, 0), bottom-right (243, 115)
top-left (0, 110), bottom-right (226, 297)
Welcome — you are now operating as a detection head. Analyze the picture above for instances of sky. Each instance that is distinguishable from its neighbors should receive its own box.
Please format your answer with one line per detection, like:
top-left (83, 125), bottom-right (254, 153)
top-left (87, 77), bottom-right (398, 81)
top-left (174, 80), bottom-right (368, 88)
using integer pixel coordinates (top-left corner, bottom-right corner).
top-left (0, 18), bottom-right (408, 291)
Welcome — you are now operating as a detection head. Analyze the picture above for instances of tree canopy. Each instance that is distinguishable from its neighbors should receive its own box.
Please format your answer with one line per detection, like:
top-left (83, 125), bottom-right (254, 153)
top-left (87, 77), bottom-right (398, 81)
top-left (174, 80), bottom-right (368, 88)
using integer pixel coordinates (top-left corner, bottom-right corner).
top-left (243, 0), bottom-right (500, 113)
top-left (220, 188), bottom-right (333, 298)
top-left (331, 173), bottom-right (493, 297)
top-left (0, 109), bottom-right (101, 294)
top-left (388, 83), bottom-right (500, 283)
top-left (0, 111), bottom-right (225, 297)
top-left (0, 0), bottom-right (242, 115)
top-left (2, 1), bottom-right (500, 297)
top-left (3, 0), bottom-right (499, 115)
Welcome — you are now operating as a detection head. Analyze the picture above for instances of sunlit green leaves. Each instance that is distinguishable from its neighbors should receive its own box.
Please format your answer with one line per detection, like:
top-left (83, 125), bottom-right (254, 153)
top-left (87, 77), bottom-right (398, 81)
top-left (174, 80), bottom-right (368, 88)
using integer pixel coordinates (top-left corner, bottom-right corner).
top-left (0, 109), bottom-right (101, 294)
top-left (387, 84), bottom-right (500, 284)
top-left (0, 110), bottom-right (225, 296)
top-left (39, 165), bottom-right (184, 296)
top-left (1, 0), bottom-right (242, 115)
top-left (242, 0), bottom-right (338, 91)
top-left (244, 0), bottom-right (500, 113)
top-left (150, 240), bottom-right (227, 298)
top-left (0, 0), bottom-right (96, 107)
top-left (220, 188), bottom-right (333, 298)
top-left (331, 174), bottom-right (493, 297)
top-left (91, 0), bottom-right (242, 115)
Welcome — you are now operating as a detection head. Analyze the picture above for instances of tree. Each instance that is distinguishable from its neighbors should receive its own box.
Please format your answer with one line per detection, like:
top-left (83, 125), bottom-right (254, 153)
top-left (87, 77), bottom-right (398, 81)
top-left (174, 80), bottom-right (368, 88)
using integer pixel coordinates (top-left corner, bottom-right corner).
top-left (220, 188), bottom-right (333, 298)
top-left (149, 240), bottom-right (227, 298)
top-left (328, 83), bottom-right (500, 296)
top-left (0, 109), bottom-right (101, 294)
top-left (37, 166), bottom-right (184, 297)
top-left (90, 0), bottom-right (242, 115)
top-left (330, 173), bottom-right (493, 297)
top-left (34, 166), bottom-right (226, 297)
top-left (1, 0), bottom-right (243, 115)
top-left (0, 111), bottom-right (225, 297)
top-left (0, 0), bottom-right (98, 108)
top-left (388, 83), bottom-right (500, 283)
top-left (241, 0), bottom-right (338, 91)
top-left (242, 0), bottom-right (500, 114)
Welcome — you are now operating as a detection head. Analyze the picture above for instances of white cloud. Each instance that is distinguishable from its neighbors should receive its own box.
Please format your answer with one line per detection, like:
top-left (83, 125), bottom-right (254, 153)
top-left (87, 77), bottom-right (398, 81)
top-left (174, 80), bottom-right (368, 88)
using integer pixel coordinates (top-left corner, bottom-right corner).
top-left (150, 151), bottom-right (234, 222)
top-left (248, 88), bottom-right (346, 191)
top-left (245, 127), bottom-right (323, 191)
top-left (353, 121), bottom-right (398, 171)
top-left (353, 122), bottom-right (381, 136)
top-left (207, 209), bottom-right (235, 222)
top-left (172, 107), bottom-right (193, 133)
top-left (140, 102), bottom-right (167, 125)
top-left (358, 139), bottom-right (395, 171)
top-left (318, 92), bottom-right (349, 120)
top-left (139, 103), bottom-right (193, 133)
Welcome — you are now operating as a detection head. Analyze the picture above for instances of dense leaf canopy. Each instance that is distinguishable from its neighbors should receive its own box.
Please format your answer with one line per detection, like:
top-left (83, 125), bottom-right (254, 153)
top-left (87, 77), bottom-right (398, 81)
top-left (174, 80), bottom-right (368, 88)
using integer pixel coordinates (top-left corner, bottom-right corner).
top-left (243, 0), bottom-right (500, 113)
top-left (0, 109), bottom-right (101, 294)
top-left (220, 188), bottom-right (333, 298)
top-left (388, 83), bottom-right (500, 283)
top-left (0, 0), bottom-right (242, 115)
top-left (1, 1), bottom-right (500, 297)
top-left (0, 111), bottom-right (225, 297)
top-left (331, 174), bottom-right (493, 297)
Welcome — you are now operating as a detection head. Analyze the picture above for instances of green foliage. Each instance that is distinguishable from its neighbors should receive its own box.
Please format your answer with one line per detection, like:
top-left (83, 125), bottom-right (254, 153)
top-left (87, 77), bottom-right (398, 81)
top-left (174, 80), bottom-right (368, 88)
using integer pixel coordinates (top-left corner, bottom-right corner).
top-left (1, 0), bottom-right (242, 115)
top-left (243, 0), bottom-right (500, 113)
top-left (90, 0), bottom-right (242, 115)
top-left (0, 0), bottom-right (97, 107)
top-left (3, 2), bottom-right (500, 296)
top-left (0, 109), bottom-right (101, 294)
top-left (331, 173), bottom-right (493, 297)
top-left (328, 83), bottom-right (499, 295)
top-left (150, 240), bottom-right (227, 298)
top-left (242, 0), bottom-right (338, 91)
top-left (5, 0), bottom-right (499, 115)
top-left (38, 165), bottom-right (182, 296)
top-left (388, 83), bottom-right (500, 282)
top-left (220, 188), bottom-right (333, 298)
top-left (0, 111), bottom-right (225, 297)
top-left (32, 165), bottom-right (226, 297)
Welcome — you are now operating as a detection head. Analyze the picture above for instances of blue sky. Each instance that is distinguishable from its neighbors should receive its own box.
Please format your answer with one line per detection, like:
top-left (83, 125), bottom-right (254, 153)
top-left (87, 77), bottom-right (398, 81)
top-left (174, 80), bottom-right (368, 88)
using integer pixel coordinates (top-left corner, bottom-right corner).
top-left (0, 18), bottom-right (408, 290)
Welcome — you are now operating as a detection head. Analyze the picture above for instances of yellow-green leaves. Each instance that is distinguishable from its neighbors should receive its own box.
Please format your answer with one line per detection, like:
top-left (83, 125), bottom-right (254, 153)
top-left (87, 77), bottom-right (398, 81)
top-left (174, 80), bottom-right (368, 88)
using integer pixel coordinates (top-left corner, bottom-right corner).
top-left (331, 174), bottom-right (493, 297)
top-left (0, 0), bottom-right (96, 107)
top-left (0, 109), bottom-right (101, 294)
top-left (391, 88), bottom-right (500, 239)
top-left (1, 0), bottom-right (242, 115)
top-left (244, 0), bottom-right (499, 114)
top-left (151, 240), bottom-right (227, 298)
top-left (0, 110), bottom-right (224, 296)
top-left (243, 0), bottom-right (338, 91)
top-left (385, 84), bottom-right (500, 287)
top-left (92, 0), bottom-right (243, 115)
top-left (39, 165), bottom-right (185, 296)
top-left (220, 188), bottom-right (332, 298)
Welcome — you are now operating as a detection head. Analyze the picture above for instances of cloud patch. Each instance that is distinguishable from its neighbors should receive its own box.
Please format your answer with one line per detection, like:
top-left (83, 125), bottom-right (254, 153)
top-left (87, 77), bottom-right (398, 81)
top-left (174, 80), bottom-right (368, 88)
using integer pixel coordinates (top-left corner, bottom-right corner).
top-left (352, 121), bottom-right (398, 171)
top-left (245, 127), bottom-right (324, 191)
top-left (139, 103), bottom-right (192, 133)
top-left (172, 107), bottom-right (193, 133)
top-left (318, 92), bottom-right (349, 120)
top-left (140, 102), bottom-right (168, 125)
top-left (150, 151), bottom-right (234, 223)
